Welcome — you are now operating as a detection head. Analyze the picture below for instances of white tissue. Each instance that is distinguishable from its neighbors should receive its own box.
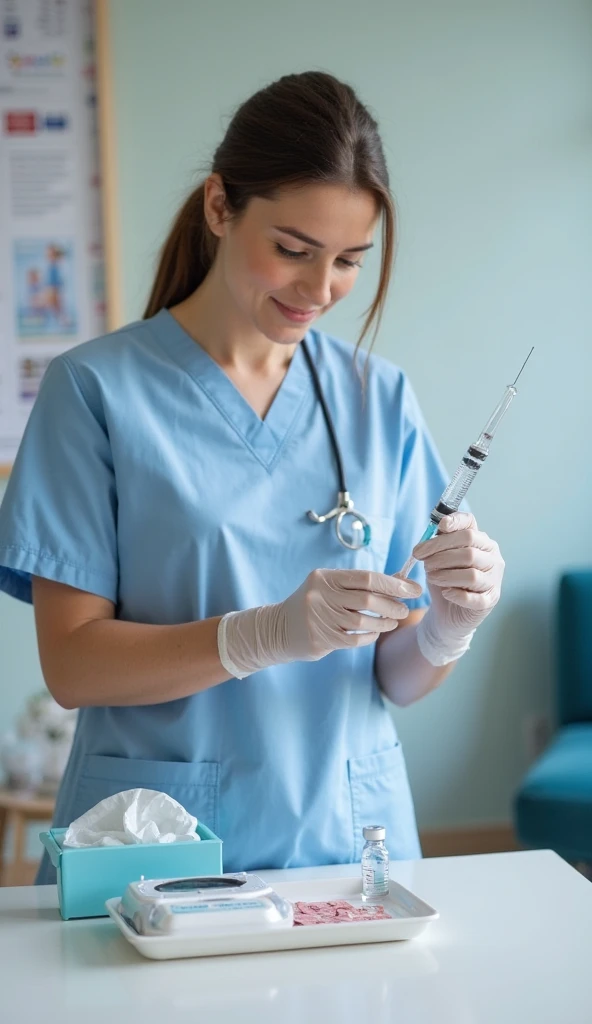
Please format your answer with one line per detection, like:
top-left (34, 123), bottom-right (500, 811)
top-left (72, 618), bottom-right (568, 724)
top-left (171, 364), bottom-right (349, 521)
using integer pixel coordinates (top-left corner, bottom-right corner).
top-left (62, 788), bottom-right (201, 847)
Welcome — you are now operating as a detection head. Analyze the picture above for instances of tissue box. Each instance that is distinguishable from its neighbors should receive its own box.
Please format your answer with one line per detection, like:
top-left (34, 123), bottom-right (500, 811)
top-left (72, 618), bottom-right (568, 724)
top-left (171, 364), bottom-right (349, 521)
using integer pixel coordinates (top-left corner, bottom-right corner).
top-left (40, 823), bottom-right (223, 920)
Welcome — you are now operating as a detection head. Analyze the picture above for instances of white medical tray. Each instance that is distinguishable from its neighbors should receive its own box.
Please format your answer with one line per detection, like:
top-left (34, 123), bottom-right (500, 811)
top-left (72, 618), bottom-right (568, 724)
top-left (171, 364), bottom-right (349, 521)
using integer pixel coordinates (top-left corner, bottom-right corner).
top-left (105, 874), bottom-right (438, 959)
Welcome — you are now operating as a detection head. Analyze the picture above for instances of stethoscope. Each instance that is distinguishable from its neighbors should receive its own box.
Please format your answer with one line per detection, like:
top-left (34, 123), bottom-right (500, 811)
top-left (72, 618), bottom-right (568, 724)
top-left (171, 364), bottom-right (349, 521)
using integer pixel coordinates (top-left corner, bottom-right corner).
top-left (301, 340), bottom-right (372, 551)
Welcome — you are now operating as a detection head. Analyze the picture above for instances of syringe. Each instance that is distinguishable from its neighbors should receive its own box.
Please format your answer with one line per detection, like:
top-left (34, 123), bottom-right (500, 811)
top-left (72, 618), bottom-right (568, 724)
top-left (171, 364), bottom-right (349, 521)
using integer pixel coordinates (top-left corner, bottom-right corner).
top-left (398, 347), bottom-right (534, 580)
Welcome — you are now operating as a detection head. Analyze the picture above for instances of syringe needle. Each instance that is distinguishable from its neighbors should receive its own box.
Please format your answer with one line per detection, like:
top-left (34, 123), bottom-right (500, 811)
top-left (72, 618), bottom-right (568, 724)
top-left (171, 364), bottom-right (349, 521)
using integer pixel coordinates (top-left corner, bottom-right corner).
top-left (512, 346), bottom-right (534, 387)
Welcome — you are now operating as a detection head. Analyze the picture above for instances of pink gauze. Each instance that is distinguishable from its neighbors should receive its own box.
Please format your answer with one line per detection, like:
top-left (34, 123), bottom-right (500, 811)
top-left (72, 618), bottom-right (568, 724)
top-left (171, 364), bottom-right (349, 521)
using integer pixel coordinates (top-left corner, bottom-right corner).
top-left (293, 899), bottom-right (391, 926)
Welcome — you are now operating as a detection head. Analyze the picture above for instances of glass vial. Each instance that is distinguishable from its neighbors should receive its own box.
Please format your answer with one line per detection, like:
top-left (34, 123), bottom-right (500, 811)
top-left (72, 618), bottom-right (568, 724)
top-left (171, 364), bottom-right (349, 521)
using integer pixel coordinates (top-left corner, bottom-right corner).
top-left (361, 825), bottom-right (389, 901)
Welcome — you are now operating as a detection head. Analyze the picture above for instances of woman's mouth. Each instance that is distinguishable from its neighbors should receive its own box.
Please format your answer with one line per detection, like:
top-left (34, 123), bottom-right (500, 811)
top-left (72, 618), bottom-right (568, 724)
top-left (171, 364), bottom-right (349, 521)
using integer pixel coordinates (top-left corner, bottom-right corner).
top-left (271, 298), bottom-right (319, 324)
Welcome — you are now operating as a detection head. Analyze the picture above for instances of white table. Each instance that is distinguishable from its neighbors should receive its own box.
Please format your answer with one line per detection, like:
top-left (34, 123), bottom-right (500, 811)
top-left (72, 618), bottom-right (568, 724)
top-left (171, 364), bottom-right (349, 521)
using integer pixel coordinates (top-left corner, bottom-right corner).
top-left (0, 850), bottom-right (590, 1023)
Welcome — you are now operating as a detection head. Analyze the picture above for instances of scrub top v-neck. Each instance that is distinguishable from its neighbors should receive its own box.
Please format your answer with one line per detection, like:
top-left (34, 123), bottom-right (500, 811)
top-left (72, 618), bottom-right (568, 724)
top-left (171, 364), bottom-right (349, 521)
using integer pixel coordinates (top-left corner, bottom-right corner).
top-left (0, 309), bottom-right (449, 881)
top-left (164, 309), bottom-right (311, 470)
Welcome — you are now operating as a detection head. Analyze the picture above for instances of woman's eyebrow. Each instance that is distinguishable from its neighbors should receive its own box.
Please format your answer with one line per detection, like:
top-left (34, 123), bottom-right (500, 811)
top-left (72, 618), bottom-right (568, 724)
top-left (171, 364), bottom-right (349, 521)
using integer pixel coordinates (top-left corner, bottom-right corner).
top-left (273, 225), bottom-right (374, 253)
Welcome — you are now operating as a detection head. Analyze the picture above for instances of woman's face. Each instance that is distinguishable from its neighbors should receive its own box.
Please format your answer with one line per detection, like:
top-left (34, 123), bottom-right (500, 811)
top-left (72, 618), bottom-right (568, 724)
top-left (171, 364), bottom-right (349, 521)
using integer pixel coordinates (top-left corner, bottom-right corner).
top-left (208, 180), bottom-right (379, 344)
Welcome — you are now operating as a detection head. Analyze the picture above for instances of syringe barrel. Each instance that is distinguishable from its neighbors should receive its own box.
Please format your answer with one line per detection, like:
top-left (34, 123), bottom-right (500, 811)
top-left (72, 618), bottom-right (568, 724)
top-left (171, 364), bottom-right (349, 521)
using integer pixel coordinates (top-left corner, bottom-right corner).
top-left (430, 450), bottom-right (484, 523)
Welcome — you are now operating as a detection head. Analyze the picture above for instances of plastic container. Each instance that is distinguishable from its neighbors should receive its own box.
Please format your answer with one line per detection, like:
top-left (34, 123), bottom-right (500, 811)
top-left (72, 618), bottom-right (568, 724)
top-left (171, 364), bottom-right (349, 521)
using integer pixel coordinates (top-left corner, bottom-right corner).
top-left (39, 823), bottom-right (223, 920)
top-left (119, 872), bottom-right (294, 936)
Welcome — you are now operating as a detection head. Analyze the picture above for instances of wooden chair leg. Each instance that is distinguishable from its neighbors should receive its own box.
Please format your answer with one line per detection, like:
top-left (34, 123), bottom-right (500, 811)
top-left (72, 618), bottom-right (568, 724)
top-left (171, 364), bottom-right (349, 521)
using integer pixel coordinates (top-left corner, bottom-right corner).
top-left (2, 810), bottom-right (27, 886)
top-left (13, 810), bottom-right (26, 872)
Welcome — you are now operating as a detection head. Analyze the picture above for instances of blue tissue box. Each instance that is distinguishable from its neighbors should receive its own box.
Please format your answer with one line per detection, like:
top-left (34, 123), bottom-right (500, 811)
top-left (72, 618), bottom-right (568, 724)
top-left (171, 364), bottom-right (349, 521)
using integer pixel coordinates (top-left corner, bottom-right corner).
top-left (40, 823), bottom-right (223, 920)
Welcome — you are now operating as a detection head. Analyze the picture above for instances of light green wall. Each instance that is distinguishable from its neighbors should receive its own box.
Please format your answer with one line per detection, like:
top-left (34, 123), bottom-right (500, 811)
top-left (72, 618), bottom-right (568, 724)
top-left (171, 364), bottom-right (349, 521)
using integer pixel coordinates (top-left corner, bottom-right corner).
top-left (1, 0), bottom-right (591, 831)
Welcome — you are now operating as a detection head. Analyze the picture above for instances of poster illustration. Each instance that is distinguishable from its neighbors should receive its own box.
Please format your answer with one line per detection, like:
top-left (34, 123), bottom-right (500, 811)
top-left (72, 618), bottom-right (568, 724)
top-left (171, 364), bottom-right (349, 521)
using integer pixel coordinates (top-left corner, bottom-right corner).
top-left (14, 238), bottom-right (77, 337)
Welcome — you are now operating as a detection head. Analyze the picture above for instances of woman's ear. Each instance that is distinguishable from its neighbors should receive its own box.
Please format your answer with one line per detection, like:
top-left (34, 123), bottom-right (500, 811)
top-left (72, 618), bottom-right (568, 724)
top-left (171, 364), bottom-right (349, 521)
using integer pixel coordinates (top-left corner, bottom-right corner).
top-left (203, 173), bottom-right (229, 239)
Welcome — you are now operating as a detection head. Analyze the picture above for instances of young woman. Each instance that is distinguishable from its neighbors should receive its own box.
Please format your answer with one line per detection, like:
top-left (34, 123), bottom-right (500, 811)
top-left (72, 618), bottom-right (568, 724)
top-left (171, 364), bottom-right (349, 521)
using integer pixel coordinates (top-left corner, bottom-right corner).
top-left (0, 72), bottom-right (504, 881)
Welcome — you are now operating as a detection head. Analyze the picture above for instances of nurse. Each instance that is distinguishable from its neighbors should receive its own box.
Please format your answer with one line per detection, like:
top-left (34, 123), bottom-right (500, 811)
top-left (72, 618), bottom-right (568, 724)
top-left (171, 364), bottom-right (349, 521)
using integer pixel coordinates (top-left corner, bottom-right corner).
top-left (0, 71), bottom-right (504, 882)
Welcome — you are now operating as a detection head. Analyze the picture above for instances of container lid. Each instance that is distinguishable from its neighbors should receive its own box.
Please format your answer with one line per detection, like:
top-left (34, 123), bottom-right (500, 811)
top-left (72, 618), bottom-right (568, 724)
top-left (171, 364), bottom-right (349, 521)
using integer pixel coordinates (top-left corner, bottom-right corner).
top-left (363, 825), bottom-right (385, 841)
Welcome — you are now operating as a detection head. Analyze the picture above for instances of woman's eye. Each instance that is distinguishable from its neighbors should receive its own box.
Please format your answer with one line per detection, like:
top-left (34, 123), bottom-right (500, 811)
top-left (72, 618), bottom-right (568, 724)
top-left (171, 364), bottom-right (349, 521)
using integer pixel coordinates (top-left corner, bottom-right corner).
top-left (274, 242), bottom-right (362, 269)
top-left (275, 243), bottom-right (306, 259)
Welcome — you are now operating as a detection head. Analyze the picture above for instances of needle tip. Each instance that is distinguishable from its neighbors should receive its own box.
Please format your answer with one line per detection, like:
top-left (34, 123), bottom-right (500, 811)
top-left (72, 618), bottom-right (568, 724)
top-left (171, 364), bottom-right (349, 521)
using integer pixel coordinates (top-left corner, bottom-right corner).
top-left (512, 346), bottom-right (535, 387)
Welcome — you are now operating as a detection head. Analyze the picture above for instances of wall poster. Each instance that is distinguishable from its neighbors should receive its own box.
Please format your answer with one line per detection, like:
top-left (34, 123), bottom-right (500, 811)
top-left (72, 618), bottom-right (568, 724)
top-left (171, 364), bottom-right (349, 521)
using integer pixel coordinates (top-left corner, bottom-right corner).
top-left (0, 0), bottom-right (105, 472)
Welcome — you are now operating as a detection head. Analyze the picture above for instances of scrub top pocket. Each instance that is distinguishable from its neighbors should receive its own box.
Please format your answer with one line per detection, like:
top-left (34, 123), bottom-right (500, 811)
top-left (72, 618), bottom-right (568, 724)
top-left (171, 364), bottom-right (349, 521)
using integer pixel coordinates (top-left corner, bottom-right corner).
top-left (70, 754), bottom-right (220, 835)
top-left (348, 743), bottom-right (421, 861)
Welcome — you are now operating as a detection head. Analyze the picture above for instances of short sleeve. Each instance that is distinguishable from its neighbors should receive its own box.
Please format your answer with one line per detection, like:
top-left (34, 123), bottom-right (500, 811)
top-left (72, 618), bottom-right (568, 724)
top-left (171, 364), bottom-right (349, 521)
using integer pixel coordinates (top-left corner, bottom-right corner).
top-left (0, 355), bottom-right (118, 604)
top-left (384, 376), bottom-right (451, 610)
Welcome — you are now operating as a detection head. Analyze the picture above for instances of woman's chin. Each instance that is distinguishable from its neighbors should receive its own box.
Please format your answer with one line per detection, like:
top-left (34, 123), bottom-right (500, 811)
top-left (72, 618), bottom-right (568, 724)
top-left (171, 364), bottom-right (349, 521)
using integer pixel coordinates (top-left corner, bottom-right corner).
top-left (258, 314), bottom-right (318, 345)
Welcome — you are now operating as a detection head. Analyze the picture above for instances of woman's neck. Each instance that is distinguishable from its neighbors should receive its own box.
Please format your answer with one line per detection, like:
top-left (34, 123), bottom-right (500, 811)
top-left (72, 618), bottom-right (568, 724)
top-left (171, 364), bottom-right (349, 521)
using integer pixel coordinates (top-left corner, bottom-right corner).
top-left (169, 275), bottom-right (297, 420)
top-left (169, 273), bottom-right (295, 376)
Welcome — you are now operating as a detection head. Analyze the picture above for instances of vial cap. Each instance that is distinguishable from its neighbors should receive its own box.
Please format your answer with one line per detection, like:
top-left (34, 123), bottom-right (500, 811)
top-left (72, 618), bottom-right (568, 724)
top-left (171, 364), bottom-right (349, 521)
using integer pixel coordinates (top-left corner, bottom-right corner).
top-left (363, 825), bottom-right (385, 841)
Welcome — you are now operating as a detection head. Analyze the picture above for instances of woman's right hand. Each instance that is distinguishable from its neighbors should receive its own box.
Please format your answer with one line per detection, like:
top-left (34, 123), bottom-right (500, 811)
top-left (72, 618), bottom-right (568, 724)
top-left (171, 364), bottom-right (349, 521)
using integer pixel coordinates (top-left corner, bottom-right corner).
top-left (217, 568), bottom-right (423, 679)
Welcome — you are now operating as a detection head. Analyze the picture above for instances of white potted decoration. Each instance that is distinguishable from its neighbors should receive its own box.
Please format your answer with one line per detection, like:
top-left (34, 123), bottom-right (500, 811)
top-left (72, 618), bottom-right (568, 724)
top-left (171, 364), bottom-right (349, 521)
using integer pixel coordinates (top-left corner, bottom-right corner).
top-left (0, 690), bottom-right (77, 793)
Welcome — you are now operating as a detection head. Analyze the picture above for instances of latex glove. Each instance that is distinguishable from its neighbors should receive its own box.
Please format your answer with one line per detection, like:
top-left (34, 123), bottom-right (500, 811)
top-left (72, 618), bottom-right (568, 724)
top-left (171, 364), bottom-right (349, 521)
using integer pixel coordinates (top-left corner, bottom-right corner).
top-left (218, 568), bottom-right (422, 679)
top-left (413, 512), bottom-right (505, 666)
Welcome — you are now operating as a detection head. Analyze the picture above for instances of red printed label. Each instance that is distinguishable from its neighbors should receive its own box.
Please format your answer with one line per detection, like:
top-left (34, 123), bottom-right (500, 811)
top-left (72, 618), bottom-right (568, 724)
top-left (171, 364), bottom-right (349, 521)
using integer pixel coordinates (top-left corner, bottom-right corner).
top-left (4, 111), bottom-right (37, 134)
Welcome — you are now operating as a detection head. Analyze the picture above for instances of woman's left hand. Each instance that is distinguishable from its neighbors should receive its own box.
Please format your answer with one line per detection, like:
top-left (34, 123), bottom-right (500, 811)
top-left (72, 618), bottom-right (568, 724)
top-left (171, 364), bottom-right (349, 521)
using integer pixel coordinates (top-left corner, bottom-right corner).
top-left (411, 512), bottom-right (505, 666)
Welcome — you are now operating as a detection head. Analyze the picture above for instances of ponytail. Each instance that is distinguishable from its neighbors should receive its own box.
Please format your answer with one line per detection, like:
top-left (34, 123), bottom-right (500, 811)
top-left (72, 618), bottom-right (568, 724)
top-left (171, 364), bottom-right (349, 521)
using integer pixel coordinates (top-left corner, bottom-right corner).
top-left (143, 185), bottom-right (216, 319)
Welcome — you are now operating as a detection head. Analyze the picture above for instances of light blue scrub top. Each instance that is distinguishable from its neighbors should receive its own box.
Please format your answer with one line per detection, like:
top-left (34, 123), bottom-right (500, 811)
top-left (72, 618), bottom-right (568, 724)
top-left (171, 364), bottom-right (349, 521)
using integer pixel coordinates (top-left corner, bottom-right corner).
top-left (0, 310), bottom-right (449, 882)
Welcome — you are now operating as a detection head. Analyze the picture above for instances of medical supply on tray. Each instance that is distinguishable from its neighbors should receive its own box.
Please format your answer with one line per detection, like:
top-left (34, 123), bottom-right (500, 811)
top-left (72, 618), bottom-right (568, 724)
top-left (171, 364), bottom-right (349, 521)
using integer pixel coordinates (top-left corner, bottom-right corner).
top-left (361, 824), bottom-right (390, 900)
top-left (120, 872), bottom-right (397, 937)
top-left (398, 347), bottom-right (534, 579)
top-left (293, 899), bottom-right (391, 924)
top-left (120, 872), bottom-right (293, 936)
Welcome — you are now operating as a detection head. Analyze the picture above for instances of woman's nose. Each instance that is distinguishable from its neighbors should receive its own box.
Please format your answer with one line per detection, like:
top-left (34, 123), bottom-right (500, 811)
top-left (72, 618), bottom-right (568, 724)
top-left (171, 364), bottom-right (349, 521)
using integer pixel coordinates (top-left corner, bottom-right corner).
top-left (296, 263), bottom-right (333, 308)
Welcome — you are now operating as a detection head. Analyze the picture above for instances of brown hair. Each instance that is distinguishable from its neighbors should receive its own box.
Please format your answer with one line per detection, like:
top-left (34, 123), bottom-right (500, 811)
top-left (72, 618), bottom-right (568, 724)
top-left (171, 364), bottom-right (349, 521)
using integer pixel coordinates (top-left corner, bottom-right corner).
top-left (143, 71), bottom-right (395, 349)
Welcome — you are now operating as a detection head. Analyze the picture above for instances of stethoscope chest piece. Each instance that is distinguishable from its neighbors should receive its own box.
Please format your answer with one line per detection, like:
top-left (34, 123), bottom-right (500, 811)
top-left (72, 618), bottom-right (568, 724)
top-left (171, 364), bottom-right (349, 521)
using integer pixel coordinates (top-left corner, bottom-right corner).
top-left (308, 491), bottom-right (372, 551)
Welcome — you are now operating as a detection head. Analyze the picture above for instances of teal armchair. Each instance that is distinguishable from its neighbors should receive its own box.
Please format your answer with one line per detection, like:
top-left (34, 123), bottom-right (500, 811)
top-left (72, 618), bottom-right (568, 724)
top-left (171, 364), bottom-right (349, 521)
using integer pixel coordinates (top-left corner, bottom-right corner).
top-left (514, 571), bottom-right (592, 863)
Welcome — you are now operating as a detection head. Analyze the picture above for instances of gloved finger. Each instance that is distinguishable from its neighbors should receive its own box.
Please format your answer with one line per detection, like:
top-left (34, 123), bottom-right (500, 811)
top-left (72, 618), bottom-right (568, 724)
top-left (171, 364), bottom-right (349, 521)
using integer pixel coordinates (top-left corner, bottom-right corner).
top-left (439, 586), bottom-right (501, 610)
top-left (413, 526), bottom-right (495, 561)
top-left (421, 546), bottom-right (497, 575)
top-left (345, 630), bottom-right (383, 649)
top-left (437, 512), bottom-right (477, 533)
top-left (334, 569), bottom-right (422, 601)
top-left (343, 591), bottom-right (410, 620)
top-left (428, 567), bottom-right (499, 593)
top-left (340, 608), bottom-right (402, 634)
